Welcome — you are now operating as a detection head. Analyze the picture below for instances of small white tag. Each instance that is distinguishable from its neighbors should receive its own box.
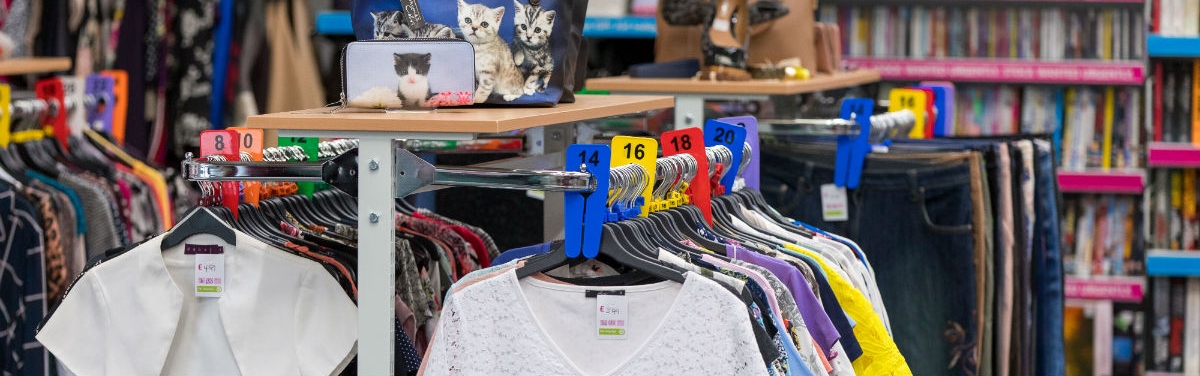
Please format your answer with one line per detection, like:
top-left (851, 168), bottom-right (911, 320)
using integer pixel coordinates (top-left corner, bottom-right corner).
top-left (711, 19), bottom-right (730, 32)
top-left (821, 184), bottom-right (849, 222)
top-left (596, 293), bottom-right (628, 340)
top-left (195, 253), bottom-right (225, 297)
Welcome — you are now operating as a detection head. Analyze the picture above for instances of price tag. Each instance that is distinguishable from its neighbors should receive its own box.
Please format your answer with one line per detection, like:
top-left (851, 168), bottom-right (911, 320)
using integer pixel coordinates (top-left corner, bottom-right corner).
top-left (99, 70), bottom-right (129, 145)
top-left (565, 144), bottom-right (610, 259)
top-left (85, 74), bottom-right (116, 134)
top-left (186, 244), bottom-right (225, 298)
top-left (278, 136), bottom-right (320, 197)
top-left (662, 127), bottom-right (712, 225)
top-left (703, 119), bottom-right (747, 192)
top-left (0, 84), bottom-right (11, 148)
top-left (201, 130), bottom-right (241, 215)
top-left (595, 292), bottom-right (628, 340)
top-left (611, 136), bottom-right (657, 218)
top-left (35, 78), bottom-right (68, 149)
top-left (888, 88), bottom-right (928, 139)
top-left (820, 183), bottom-right (849, 222)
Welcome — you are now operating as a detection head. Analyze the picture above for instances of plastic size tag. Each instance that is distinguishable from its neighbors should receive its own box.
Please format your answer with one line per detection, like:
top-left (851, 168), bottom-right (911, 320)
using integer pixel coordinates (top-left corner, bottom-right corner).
top-left (278, 137), bottom-right (320, 196)
top-left (0, 84), bottom-right (11, 148)
top-left (99, 70), bottom-right (129, 145)
top-left (35, 78), bottom-right (68, 149)
top-left (836, 99), bottom-right (874, 188)
top-left (596, 293), bottom-right (628, 339)
top-left (61, 77), bottom-right (88, 137)
top-left (916, 82), bottom-right (955, 137)
top-left (85, 74), bottom-right (116, 133)
top-left (703, 120), bottom-right (747, 192)
top-left (201, 130), bottom-right (242, 215)
top-left (889, 88), bottom-right (928, 139)
top-left (820, 184), bottom-right (849, 222)
top-left (662, 127), bottom-right (712, 225)
top-left (229, 127), bottom-right (264, 206)
top-left (719, 116), bottom-right (760, 190)
top-left (611, 136), bottom-right (657, 218)
top-left (564, 144), bottom-right (610, 259)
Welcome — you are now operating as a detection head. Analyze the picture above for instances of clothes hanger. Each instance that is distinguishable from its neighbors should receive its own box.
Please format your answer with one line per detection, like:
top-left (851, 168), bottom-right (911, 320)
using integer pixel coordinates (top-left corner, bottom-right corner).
top-left (161, 206), bottom-right (237, 250)
top-left (516, 163), bottom-right (687, 283)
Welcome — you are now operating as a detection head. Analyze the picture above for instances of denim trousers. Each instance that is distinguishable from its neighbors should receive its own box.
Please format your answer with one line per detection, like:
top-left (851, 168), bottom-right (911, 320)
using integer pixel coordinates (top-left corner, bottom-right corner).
top-left (1032, 140), bottom-right (1065, 376)
top-left (760, 143), bottom-right (980, 376)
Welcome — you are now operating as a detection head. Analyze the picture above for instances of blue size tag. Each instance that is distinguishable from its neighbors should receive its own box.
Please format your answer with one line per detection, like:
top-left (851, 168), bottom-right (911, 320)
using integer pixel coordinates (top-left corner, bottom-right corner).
top-left (564, 144), bottom-right (610, 259)
top-left (703, 119), bottom-right (747, 192)
top-left (84, 74), bottom-right (115, 134)
top-left (837, 99), bottom-right (874, 188)
top-left (916, 82), bottom-right (954, 137)
top-left (718, 116), bottom-right (759, 190)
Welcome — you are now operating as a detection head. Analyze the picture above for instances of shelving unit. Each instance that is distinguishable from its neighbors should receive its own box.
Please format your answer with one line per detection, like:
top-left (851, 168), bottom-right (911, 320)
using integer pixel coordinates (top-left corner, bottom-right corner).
top-left (1147, 35), bottom-right (1200, 58)
top-left (585, 70), bottom-right (882, 127)
top-left (1056, 169), bottom-right (1146, 194)
top-left (1147, 250), bottom-right (1200, 276)
top-left (315, 10), bottom-right (657, 39)
top-left (1147, 142), bottom-right (1200, 167)
top-left (841, 57), bottom-right (1145, 85)
top-left (244, 94), bottom-right (674, 375)
top-left (1064, 275), bottom-right (1146, 302)
top-left (0, 57), bottom-right (71, 75)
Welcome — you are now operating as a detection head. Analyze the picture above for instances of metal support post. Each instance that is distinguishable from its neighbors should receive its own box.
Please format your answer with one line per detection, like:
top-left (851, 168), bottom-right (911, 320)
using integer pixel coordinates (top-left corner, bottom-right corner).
top-left (541, 123), bottom-right (574, 241)
top-left (356, 135), bottom-right (397, 375)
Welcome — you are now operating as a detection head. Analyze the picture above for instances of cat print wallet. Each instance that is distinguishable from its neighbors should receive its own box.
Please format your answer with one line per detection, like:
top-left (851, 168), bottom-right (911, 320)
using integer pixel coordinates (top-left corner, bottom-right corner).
top-left (350, 0), bottom-right (589, 106)
top-left (342, 40), bottom-right (476, 109)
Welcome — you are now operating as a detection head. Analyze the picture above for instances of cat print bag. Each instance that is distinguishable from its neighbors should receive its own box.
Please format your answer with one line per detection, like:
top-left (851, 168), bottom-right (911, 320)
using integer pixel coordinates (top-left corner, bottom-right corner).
top-left (342, 40), bottom-right (476, 109)
top-left (350, 0), bottom-right (587, 106)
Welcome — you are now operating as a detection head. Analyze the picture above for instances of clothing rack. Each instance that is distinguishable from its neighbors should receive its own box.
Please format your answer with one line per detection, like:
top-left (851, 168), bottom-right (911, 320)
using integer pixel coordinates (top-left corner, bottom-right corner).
top-left (759, 109), bottom-right (918, 138)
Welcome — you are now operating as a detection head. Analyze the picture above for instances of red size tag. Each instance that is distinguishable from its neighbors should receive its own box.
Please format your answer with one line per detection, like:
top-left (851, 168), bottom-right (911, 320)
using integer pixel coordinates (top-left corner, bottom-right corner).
top-left (200, 130), bottom-right (241, 218)
top-left (35, 78), bottom-right (69, 150)
top-left (914, 88), bottom-right (937, 139)
top-left (661, 127), bottom-right (712, 225)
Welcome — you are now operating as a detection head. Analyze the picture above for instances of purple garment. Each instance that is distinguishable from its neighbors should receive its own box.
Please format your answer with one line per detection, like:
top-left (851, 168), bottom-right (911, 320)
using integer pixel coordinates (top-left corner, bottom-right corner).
top-left (729, 245), bottom-right (842, 357)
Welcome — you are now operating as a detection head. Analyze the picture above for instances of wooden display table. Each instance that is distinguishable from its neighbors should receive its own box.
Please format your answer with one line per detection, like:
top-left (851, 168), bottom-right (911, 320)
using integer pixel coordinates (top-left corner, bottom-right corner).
top-left (586, 69), bottom-right (881, 128)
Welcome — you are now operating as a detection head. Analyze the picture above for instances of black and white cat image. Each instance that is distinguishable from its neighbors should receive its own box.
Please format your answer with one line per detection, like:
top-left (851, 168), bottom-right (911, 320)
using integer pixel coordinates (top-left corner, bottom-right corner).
top-left (512, 0), bottom-right (555, 94)
top-left (371, 11), bottom-right (405, 39)
top-left (394, 53), bottom-right (433, 109)
top-left (399, 23), bottom-right (457, 39)
top-left (458, 0), bottom-right (526, 102)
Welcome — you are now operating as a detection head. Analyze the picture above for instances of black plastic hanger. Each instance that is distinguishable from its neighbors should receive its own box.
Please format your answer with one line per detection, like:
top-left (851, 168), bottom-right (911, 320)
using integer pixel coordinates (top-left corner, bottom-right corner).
top-left (161, 207), bottom-right (237, 250)
top-left (516, 224), bottom-right (686, 283)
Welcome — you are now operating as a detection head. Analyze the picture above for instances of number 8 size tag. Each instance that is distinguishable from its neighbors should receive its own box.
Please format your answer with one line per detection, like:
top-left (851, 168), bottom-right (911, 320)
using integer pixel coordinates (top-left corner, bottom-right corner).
top-left (703, 119), bottom-right (747, 192)
top-left (611, 136), bottom-right (657, 218)
top-left (201, 130), bottom-right (241, 216)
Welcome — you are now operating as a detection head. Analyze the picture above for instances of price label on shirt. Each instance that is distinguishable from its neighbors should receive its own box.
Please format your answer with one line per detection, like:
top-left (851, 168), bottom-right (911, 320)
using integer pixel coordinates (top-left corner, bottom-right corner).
top-left (611, 136), bottom-right (657, 218)
top-left (820, 183), bottom-right (849, 222)
top-left (595, 292), bottom-right (628, 340)
top-left (888, 88), bottom-right (928, 139)
top-left (187, 244), bottom-right (225, 298)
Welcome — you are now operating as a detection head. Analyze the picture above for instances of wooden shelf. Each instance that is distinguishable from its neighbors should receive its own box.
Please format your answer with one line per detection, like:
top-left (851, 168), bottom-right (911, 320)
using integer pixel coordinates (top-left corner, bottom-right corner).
top-left (245, 94), bottom-right (673, 133)
top-left (0, 57), bottom-right (71, 75)
top-left (584, 69), bottom-right (881, 95)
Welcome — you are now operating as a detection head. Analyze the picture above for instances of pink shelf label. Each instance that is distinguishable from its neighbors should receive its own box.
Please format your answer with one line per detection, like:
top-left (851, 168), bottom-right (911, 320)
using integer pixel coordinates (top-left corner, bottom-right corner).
top-left (1147, 142), bottom-right (1200, 167)
top-left (1056, 171), bottom-right (1145, 194)
top-left (843, 58), bottom-right (1144, 85)
top-left (1065, 277), bottom-right (1144, 302)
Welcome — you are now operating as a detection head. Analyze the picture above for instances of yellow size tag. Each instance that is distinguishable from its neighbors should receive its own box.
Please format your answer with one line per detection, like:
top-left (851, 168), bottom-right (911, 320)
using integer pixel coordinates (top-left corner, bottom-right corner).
top-left (889, 88), bottom-right (928, 138)
top-left (611, 136), bottom-right (657, 218)
top-left (0, 84), bottom-right (10, 148)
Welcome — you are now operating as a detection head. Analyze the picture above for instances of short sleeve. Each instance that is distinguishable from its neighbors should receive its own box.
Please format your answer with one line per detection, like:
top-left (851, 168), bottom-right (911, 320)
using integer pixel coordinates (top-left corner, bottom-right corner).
top-left (295, 266), bottom-right (359, 376)
top-left (36, 273), bottom-right (110, 375)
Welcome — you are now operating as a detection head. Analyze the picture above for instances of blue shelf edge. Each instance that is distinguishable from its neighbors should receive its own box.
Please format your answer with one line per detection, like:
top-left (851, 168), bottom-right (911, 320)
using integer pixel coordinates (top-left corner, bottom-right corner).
top-left (1147, 249), bottom-right (1200, 276)
top-left (1148, 35), bottom-right (1200, 58)
top-left (315, 11), bottom-right (657, 39)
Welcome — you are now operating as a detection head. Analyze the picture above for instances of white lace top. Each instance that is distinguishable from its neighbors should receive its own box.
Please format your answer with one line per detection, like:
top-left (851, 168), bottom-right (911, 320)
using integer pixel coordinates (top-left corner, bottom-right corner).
top-left (420, 269), bottom-right (770, 376)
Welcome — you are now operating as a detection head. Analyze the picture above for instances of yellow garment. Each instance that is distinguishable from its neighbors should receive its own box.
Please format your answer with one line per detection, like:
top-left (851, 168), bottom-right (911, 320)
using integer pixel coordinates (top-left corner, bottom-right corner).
top-left (84, 130), bottom-right (173, 230)
top-left (782, 243), bottom-right (911, 376)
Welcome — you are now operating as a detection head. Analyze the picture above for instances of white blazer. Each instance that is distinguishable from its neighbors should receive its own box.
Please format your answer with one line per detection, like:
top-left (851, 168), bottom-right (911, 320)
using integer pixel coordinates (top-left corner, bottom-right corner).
top-left (37, 229), bottom-right (358, 376)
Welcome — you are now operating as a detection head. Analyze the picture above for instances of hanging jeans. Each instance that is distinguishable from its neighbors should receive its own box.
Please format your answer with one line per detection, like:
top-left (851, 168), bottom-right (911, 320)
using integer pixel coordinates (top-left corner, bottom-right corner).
top-left (760, 143), bottom-right (980, 376)
top-left (1032, 140), bottom-right (1065, 376)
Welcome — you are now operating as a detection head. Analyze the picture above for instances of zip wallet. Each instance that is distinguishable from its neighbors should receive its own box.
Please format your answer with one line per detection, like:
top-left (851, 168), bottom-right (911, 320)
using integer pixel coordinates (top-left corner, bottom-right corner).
top-left (342, 40), bottom-right (476, 110)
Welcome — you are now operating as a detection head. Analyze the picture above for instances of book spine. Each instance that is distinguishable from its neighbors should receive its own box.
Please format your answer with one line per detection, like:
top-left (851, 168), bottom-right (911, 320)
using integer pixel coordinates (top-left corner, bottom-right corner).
top-left (1171, 277), bottom-right (1186, 372)
top-left (1096, 300), bottom-right (1115, 376)
top-left (1157, 62), bottom-right (1165, 142)
top-left (1156, 276), bottom-right (1172, 371)
top-left (1184, 62), bottom-right (1194, 145)
top-left (1188, 278), bottom-right (1200, 376)
top-left (1103, 87), bottom-right (1115, 169)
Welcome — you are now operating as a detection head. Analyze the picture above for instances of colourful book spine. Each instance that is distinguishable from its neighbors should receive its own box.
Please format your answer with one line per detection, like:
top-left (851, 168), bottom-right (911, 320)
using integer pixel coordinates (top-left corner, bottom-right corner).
top-left (1170, 277), bottom-right (1185, 372)
top-left (1186, 169), bottom-right (1197, 221)
top-left (1102, 87), bottom-right (1115, 169)
top-left (1194, 59), bottom-right (1200, 146)
top-left (1103, 10), bottom-right (1114, 60)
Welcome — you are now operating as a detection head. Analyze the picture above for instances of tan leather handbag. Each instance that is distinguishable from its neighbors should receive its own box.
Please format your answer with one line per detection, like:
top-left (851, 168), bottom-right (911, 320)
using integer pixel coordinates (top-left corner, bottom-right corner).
top-left (655, 0), bottom-right (818, 72)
